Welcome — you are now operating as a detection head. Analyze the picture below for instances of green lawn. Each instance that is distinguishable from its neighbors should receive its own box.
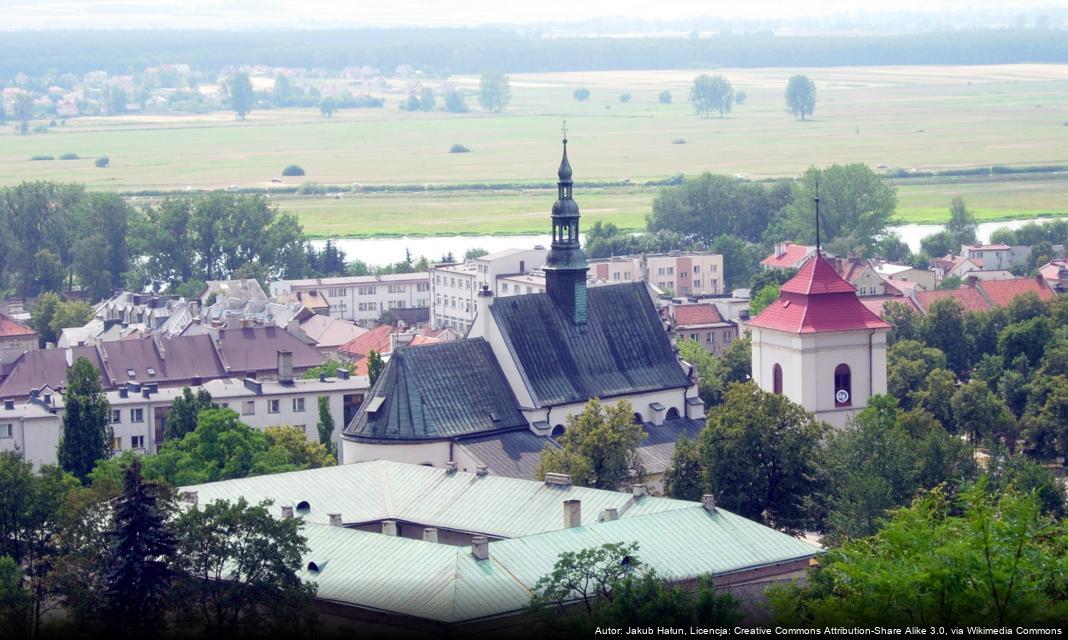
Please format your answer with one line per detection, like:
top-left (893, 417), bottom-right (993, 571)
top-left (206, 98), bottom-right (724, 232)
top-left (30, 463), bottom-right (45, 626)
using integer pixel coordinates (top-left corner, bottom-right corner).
top-left (3, 64), bottom-right (1068, 235)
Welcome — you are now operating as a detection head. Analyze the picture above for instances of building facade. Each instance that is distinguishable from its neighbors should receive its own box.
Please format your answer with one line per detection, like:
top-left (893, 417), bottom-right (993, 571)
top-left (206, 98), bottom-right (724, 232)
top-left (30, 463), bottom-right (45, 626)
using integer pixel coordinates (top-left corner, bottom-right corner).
top-left (430, 248), bottom-right (547, 333)
top-left (270, 274), bottom-right (431, 325)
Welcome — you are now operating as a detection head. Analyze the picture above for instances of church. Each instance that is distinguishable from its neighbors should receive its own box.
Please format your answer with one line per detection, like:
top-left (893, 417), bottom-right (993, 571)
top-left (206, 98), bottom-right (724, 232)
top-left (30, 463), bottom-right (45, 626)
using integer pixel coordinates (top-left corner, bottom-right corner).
top-left (341, 139), bottom-right (706, 481)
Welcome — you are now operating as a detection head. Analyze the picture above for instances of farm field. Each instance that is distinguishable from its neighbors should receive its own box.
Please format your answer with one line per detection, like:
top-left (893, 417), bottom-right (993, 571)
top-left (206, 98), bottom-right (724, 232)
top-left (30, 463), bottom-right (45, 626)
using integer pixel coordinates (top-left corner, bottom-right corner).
top-left (3, 64), bottom-right (1068, 236)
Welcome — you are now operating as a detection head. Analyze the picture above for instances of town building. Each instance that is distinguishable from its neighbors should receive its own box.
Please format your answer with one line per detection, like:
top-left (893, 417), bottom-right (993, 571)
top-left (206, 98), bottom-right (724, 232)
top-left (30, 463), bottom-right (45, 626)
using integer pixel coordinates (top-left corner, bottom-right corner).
top-left (269, 273), bottom-right (431, 326)
top-left (960, 243), bottom-right (1013, 271)
top-left (0, 326), bottom-right (324, 400)
top-left (342, 140), bottom-right (705, 481)
top-left (910, 275), bottom-right (1057, 314)
top-left (430, 248), bottom-right (547, 333)
top-left (1039, 259), bottom-right (1068, 293)
top-left (589, 252), bottom-right (725, 296)
top-left (1, 355), bottom-right (367, 468)
top-left (198, 279), bottom-right (268, 304)
top-left (178, 460), bottom-right (821, 634)
top-left (668, 303), bottom-right (738, 355)
top-left (930, 254), bottom-right (984, 282)
top-left (749, 253), bottom-right (891, 428)
top-left (873, 262), bottom-right (936, 291)
top-left (293, 313), bottom-right (367, 358)
top-left (761, 242), bottom-right (817, 271)
top-left (0, 312), bottom-right (37, 358)
top-left (832, 255), bottom-right (897, 297)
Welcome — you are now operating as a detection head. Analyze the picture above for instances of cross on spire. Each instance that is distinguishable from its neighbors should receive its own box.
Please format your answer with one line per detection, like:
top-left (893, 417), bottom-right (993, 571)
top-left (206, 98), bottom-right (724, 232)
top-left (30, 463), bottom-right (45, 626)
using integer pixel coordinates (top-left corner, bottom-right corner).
top-left (561, 119), bottom-right (568, 142)
top-left (814, 179), bottom-right (822, 256)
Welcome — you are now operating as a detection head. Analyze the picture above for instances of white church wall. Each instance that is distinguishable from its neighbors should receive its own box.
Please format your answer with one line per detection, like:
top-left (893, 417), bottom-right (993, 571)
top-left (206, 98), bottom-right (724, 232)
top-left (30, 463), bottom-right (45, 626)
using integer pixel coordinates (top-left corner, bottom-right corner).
top-left (341, 439), bottom-right (452, 468)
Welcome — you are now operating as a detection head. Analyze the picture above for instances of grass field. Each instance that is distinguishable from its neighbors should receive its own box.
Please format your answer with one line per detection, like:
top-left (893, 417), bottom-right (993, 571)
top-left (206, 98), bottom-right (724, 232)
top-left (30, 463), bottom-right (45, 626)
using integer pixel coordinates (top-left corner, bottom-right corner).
top-left (3, 64), bottom-right (1068, 236)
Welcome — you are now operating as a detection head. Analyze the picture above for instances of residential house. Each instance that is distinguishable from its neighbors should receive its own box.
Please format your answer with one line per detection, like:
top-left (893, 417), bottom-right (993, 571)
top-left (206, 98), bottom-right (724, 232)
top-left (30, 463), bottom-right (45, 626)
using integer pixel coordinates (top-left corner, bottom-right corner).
top-left (296, 313), bottom-right (368, 358)
top-left (960, 243), bottom-right (1013, 271)
top-left (910, 275), bottom-right (1056, 314)
top-left (761, 242), bottom-right (817, 271)
top-left (430, 248), bottom-right (547, 333)
top-left (1039, 259), bottom-right (1068, 293)
top-left (270, 274), bottom-right (431, 326)
top-left (874, 262), bottom-right (936, 291)
top-left (199, 279), bottom-right (268, 305)
top-left (0, 313), bottom-right (37, 356)
top-left (669, 303), bottom-right (738, 355)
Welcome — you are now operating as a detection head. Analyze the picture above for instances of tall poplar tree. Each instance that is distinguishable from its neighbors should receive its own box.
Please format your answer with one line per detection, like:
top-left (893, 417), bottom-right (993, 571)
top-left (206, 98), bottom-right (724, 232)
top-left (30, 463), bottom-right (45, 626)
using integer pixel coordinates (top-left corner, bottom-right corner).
top-left (57, 357), bottom-right (112, 484)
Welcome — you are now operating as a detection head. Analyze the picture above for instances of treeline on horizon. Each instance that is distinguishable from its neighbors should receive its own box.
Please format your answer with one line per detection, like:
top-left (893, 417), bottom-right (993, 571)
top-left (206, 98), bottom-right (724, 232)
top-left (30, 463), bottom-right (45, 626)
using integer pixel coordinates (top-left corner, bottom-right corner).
top-left (2, 28), bottom-right (1068, 78)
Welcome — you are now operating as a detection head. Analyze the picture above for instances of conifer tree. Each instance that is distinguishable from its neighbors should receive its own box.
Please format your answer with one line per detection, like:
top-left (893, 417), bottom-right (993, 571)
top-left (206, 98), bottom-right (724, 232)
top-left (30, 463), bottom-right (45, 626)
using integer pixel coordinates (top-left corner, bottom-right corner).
top-left (57, 357), bottom-right (112, 483)
top-left (316, 396), bottom-right (335, 452)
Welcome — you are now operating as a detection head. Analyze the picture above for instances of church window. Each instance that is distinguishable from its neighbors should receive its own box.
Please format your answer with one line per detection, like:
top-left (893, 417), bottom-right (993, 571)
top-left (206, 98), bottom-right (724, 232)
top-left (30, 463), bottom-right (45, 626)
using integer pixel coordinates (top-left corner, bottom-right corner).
top-left (632, 412), bottom-right (644, 425)
top-left (834, 364), bottom-right (852, 407)
top-left (772, 364), bottom-right (783, 395)
top-left (666, 407), bottom-right (680, 420)
top-left (551, 425), bottom-right (566, 438)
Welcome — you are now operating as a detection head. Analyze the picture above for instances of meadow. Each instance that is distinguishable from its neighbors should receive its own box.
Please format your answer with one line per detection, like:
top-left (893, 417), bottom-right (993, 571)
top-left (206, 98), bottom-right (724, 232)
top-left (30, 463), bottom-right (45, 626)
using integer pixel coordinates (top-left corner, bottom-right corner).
top-left (3, 64), bottom-right (1067, 237)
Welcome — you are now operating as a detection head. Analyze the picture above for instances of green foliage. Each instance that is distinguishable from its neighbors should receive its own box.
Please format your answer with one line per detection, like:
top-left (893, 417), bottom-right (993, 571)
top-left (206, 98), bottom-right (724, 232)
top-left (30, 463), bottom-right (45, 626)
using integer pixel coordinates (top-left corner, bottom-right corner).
top-left (449, 143), bottom-right (470, 153)
top-left (316, 396), bottom-right (335, 453)
top-left (58, 357), bottom-right (113, 484)
top-left (281, 164), bottom-right (305, 176)
top-left (689, 74), bottom-right (733, 118)
top-left (619, 93), bottom-right (631, 103)
top-left (663, 436), bottom-right (704, 501)
top-left (658, 90), bottom-right (672, 104)
top-left (225, 72), bottom-right (254, 120)
top-left (676, 338), bottom-right (722, 406)
top-left (920, 229), bottom-right (954, 259)
top-left (478, 71), bottom-right (510, 113)
top-left (171, 498), bottom-right (318, 636)
top-left (367, 350), bottom-right (385, 386)
top-left (102, 459), bottom-right (176, 636)
top-left (749, 283), bottom-right (780, 316)
top-left (699, 382), bottom-right (827, 533)
top-left (145, 409), bottom-right (333, 486)
top-left (0, 556), bottom-right (31, 638)
top-left (770, 482), bottom-right (1068, 627)
top-left (782, 164), bottom-right (896, 251)
top-left (946, 196), bottom-right (977, 246)
top-left (886, 339), bottom-right (947, 404)
top-left (648, 172), bottom-right (791, 245)
top-left (94, 155), bottom-right (109, 168)
top-left (536, 398), bottom-right (646, 490)
top-left (951, 379), bottom-right (1017, 448)
top-left (529, 543), bottom-right (738, 636)
top-left (785, 75), bottom-right (817, 120)
top-left (573, 87), bottom-right (590, 101)
top-left (301, 359), bottom-right (351, 380)
top-left (443, 90), bottom-right (469, 113)
top-left (921, 297), bottom-right (971, 375)
top-left (463, 247), bottom-right (488, 260)
top-left (164, 386), bottom-right (215, 442)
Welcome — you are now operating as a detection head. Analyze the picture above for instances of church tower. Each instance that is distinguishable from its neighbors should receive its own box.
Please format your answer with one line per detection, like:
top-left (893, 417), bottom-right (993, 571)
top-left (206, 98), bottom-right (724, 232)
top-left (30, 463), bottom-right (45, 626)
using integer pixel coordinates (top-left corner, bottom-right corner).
top-left (543, 136), bottom-right (589, 325)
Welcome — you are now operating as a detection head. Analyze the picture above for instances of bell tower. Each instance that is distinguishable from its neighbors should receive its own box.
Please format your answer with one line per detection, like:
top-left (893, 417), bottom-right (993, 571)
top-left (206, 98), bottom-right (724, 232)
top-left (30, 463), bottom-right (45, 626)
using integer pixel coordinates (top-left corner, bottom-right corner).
top-left (543, 132), bottom-right (589, 325)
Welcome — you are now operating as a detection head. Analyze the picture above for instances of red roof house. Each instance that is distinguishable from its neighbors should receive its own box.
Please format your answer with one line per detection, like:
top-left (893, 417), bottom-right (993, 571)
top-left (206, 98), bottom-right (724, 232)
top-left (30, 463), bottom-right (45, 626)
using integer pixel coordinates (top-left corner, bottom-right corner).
top-left (673, 304), bottom-right (726, 327)
top-left (748, 255), bottom-right (891, 334)
top-left (761, 242), bottom-right (816, 270)
top-left (976, 276), bottom-right (1055, 307)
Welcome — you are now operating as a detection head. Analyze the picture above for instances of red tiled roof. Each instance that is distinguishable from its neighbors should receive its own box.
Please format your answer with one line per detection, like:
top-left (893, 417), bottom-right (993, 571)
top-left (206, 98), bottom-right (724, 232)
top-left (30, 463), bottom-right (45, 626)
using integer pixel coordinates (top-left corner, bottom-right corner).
top-left (966, 244), bottom-right (1010, 251)
top-left (1039, 260), bottom-right (1068, 283)
top-left (860, 295), bottom-right (920, 318)
top-left (338, 324), bottom-right (394, 359)
top-left (977, 277), bottom-right (1055, 307)
top-left (761, 243), bottom-right (812, 269)
top-left (748, 255), bottom-right (891, 334)
top-left (0, 313), bottom-right (35, 338)
top-left (914, 288), bottom-right (991, 313)
top-left (673, 304), bottom-right (725, 327)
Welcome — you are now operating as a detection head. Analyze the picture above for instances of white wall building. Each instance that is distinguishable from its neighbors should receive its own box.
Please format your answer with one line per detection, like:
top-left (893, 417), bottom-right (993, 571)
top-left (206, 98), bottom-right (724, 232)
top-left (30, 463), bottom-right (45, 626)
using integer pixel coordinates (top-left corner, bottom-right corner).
top-left (430, 248), bottom-right (546, 333)
top-left (270, 274), bottom-right (431, 325)
top-left (748, 255), bottom-right (890, 428)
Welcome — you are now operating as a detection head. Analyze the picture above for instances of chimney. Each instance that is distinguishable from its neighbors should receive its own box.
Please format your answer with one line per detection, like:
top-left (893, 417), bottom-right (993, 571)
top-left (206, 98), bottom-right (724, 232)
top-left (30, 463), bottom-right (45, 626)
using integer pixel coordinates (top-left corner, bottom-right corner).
top-left (475, 464), bottom-right (488, 476)
top-left (182, 491), bottom-right (198, 505)
top-left (702, 494), bottom-right (717, 513)
top-left (328, 513), bottom-right (343, 527)
top-left (423, 528), bottom-right (439, 543)
top-left (1058, 267), bottom-right (1068, 293)
top-left (445, 461), bottom-right (458, 473)
top-left (473, 284), bottom-right (494, 337)
top-left (601, 507), bottom-right (619, 522)
top-left (243, 378), bottom-right (262, 394)
top-left (632, 484), bottom-right (646, 498)
top-left (281, 505), bottom-right (294, 518)
top-left (277, 350), bottom-right (293, 384)
top-left (564, 499), bottom-right (581, 528)
top-left (381, 520), bottom-right (398, 536)
top-left (543, 472), bottom-right (572, 486)
top-left (471, 536), bottom-right (489, 560)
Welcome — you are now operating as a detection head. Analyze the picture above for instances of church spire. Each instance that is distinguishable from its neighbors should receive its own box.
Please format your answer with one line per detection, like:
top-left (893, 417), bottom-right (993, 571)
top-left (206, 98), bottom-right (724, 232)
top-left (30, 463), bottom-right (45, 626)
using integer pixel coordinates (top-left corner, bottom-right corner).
top-left (544, 131), bottom-right (588, 325)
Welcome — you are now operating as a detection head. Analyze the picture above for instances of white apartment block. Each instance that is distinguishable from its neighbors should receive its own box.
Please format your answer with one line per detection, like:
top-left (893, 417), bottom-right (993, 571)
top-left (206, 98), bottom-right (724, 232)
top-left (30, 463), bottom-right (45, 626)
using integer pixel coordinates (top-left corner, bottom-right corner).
top-left (430, 248), bottom-right (547, 333)
top-left (270, 274), bottom-right (431, 325)
top-left (589, 252), bottom-right (725, 296)
top-left (1, 372), bottom-right (369, 469)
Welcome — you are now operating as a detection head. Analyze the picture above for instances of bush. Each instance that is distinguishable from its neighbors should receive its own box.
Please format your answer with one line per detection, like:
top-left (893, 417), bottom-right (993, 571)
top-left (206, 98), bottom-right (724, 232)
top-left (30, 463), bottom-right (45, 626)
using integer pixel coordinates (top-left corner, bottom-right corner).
top-left (619, 93), bottom-right (632, 103)
top-left (735, 91), bottom-right (747, 104)
top-left (94, 156), bottom-right (109, 168)
top-left (449, 144), bottom-right (471, 154)
top-left (672, 138), bottom-right (687, 144)
top-left (658, 90), bottom-right (672, 104)
top-left (573, 87), bottom-right (590, 101)
top-left (296, 182), bottom-right (327, 194)
top-left (59, 152), bottom-right (79, 160)
top-left (282, 164), bottom-right (305, 176)
top-left (30, 154), bottom-right (55, 161)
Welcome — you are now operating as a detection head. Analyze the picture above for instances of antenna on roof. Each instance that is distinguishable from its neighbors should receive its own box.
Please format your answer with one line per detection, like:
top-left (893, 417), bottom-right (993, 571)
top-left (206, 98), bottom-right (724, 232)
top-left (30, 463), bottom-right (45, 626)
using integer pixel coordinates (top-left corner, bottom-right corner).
top-left (814, 179), bottom-right (822, 257)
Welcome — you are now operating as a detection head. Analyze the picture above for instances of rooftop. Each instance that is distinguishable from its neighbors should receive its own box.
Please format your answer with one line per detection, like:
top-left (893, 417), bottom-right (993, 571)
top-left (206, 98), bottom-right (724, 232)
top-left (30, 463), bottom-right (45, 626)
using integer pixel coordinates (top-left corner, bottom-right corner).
top-left (760, 242), bottom-right (813, 269)
top-left (673, 303), bottom-right (727, 327)
top-left (0, 313), bottom-right (36, 339)
top-left (277, 273), bottom-right (430, 288)
top-left (180, 461), bottom-right (819, 624)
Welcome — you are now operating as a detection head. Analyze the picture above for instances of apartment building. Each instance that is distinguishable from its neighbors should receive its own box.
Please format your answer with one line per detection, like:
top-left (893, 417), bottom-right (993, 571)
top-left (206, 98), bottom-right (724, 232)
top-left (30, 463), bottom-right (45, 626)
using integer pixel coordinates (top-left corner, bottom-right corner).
top-left (589, 252), bottom-right (725, 296)
top-left (430, 248), bottom-right (546, 332)
top-left (270, 273), bottom-right (431, 325)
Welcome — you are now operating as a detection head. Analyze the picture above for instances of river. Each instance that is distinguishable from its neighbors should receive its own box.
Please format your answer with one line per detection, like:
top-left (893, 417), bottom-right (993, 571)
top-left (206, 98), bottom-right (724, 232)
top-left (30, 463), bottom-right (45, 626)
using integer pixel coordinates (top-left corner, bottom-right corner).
top-left (311, 218), bottom-right (1066, 267)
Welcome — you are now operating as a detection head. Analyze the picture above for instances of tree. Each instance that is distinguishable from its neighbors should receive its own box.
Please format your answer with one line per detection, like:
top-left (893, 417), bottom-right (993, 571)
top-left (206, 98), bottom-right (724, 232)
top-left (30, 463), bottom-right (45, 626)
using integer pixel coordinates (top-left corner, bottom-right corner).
top-left (13, 93), bottom-right (33, 133)
top-left (107, 86), bottom-right (127, 115)
top-left (734, 91), bottom-right (747, 105)
top-left (619, 93), bottom-right (631, 103)
top-left (316, 396), bottom-right (335, 452)
top-left (72, 235), bottom-right (112, 301)
top-left (32, 249), bottom-right (64, 295)
top-left (946, 197), bottom-right (977, 247)
top-left (749, 284), bottom-right (780, 316)
top-left (699, 382), bottom-right (827, 532)
top-left (29, 291), bottom-right (60, 346)
top-left (658, 90), bottom-right (672, 104)
top-left (171, 498), bottom-right (318, 636)
top-left (464, 247), bottom-right (488, 260)
top-left (785, 75), bottom-right (816, 120)
top-left (951, 379), bottom-right (1016, 448)
top-left (769, 483), bottom-right (1068, 627)
top-left (573, 87), bottom-right (590, 101)
top-left (782, 164), bottom-right (896, 251)
top-left (478, 71), bottom-right (510, 113)
top-left (689, 74), bottom-right (733, 118)
top-left (48, 299), bottom-right (93, 339)
top-left (528, 543), bottom-right (738, 636)
top-left (663, 436), bottom-right (704, 501)
top-left (920, 229), bottom-right (954, 259)
top-left (368, 350), bottom-right (385, 386)
top-left (102, 458), bottom-right (176, 637)
top-left (536, 398), bottom-right (646, 490)
top-left (886, 339), bottom-right (947, 404)
top-left (225, 72), bottom-right (254, 120)
top-left (443, 90), bottom-right (469, 113)
top-left (318, 96), bottom-right (337, 118)
top-left (58, 357), bottom-right (113, 484)
top-left (648, 173), bottom-right (791, 245)
top-left (920, 297), bottom-right (971, 375)
top-left (0, 556), bottom-right (31, 639)
top-left (164, 386), bottom-right (215, 442)
top-left (676, 338), bottom-right (722, 406)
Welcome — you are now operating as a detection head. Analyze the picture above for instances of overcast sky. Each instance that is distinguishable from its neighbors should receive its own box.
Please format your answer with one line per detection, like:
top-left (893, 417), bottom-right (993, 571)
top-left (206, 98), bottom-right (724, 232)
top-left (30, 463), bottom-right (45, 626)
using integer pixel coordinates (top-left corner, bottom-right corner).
top-left (0, 0), bottom-right (1060, 30)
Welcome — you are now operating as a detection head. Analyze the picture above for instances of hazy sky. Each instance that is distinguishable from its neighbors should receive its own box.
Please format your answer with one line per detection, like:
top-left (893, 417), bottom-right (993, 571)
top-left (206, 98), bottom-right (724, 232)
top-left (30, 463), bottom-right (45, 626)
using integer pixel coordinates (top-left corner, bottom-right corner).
top-left (0, 0), bottom-right (1060, 29)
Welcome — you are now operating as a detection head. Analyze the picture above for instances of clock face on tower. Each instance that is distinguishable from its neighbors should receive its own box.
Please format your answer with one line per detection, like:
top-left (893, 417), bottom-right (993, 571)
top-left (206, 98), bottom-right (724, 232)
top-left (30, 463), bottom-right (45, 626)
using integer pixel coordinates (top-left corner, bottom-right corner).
top-left (835, 389), bottom-right (850, 404)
